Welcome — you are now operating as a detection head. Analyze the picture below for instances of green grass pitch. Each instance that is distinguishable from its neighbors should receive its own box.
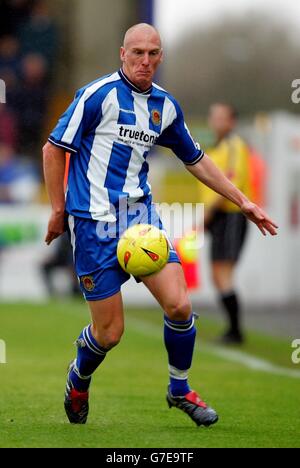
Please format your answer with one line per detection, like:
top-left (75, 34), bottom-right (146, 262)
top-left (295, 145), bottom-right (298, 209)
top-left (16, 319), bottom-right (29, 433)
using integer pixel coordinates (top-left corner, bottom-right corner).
top-left (0, 300), bottom-right (299, 448)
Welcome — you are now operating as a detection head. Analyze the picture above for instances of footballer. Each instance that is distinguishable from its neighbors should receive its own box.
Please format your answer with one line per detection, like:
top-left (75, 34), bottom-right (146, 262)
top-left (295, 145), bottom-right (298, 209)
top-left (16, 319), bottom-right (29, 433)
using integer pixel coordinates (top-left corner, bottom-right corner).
top-left (43, 23), bottom-right (278, 426)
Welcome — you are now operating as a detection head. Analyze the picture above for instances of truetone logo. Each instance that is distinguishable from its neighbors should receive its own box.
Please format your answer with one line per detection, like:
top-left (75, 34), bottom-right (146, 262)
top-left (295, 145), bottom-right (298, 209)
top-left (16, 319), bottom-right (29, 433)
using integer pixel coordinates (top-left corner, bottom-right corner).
top-left (0, 339), bottom-right (6, 364)
top-left (119, 126), bottom-right (157, 145)
top-left (291, 339), bottom-right (300, 364)
top-left (0, 79), bottom-right (6, 103)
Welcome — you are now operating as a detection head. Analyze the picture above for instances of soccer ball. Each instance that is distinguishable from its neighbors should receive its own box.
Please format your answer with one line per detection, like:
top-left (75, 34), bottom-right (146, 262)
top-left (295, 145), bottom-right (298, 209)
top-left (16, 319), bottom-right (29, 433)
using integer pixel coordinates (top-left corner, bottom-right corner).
top-left (117, 224), bottom-right (170, 276)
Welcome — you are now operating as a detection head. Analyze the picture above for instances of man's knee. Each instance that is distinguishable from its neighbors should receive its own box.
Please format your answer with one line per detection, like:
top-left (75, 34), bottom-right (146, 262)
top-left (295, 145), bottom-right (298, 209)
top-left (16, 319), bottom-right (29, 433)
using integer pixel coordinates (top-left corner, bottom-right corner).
top-left (212, 262), bottom-right (234, 292)
top-left (212, 269), bottom-right (222, 290)
top-left (92, 324), bottom-right (124, 350)
top-left (164, 297), bottom-right (192, 321)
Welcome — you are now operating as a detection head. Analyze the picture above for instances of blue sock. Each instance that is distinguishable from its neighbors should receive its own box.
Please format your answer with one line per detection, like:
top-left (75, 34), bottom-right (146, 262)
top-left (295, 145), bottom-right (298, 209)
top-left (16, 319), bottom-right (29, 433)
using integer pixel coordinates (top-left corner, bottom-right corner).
top-left (164, 314), bottom-right (196, 397)
top-left (69, 324), bottom-right (107, 392)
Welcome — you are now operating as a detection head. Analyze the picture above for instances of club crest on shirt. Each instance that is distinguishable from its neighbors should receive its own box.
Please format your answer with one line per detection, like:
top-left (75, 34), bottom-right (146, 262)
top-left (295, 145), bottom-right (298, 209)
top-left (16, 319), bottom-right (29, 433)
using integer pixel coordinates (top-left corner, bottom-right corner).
top-left (151, 109), bottom-right (161, 126)
top-left (81, 275), bottom-right (95, 292)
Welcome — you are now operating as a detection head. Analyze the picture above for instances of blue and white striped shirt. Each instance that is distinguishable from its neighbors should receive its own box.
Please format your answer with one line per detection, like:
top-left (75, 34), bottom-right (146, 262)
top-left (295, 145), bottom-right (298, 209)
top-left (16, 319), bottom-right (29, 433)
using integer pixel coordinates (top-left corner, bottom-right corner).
top-left (49, 69), bottom-right (204, 220)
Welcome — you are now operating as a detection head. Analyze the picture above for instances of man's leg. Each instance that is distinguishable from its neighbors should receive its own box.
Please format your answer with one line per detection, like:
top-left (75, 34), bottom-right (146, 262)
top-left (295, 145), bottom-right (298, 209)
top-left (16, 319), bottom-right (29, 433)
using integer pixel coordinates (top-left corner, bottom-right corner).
top-left (65, 292), bottom-right (124, 424)
top-left (212, 261), bottom-right (243, 342)
top-left (142, 263), bottom-right (193, 395)
top-left (142, 263), bottom-right (218, 426)
top-left (69, 292), bottom-right (124, 390)
top-left (209, 211), bottom-right (247, 343)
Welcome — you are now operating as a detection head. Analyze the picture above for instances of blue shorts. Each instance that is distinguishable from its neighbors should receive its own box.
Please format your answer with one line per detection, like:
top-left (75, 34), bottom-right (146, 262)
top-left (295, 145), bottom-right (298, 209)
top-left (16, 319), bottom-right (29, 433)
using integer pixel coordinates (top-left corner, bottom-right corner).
top-left (67, 197), bottom-right (180, 301)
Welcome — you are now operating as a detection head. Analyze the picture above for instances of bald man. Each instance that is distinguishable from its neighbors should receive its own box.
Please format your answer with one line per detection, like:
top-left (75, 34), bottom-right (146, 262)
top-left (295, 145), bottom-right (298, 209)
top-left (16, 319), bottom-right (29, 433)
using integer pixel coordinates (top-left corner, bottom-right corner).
top-left (43, 23), bottom-right (277, 426)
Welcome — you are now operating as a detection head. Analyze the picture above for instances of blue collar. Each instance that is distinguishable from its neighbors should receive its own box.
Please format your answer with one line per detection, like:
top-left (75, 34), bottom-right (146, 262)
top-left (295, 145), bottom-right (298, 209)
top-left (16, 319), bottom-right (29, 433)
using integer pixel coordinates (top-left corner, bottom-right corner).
top-left (118, 68), bottom-right (153, 95)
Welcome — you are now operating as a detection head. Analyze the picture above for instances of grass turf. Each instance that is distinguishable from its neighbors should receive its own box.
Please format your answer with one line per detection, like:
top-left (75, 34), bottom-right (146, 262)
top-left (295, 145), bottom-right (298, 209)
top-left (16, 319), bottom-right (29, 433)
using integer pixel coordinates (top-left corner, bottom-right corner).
top-left (0, 300), bottom-right (299, 448)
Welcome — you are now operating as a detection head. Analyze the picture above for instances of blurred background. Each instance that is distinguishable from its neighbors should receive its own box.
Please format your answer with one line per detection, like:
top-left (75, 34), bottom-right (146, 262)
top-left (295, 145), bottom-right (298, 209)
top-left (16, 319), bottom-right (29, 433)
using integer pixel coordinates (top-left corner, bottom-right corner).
top-left (0, 0), bottom-right (299, 337)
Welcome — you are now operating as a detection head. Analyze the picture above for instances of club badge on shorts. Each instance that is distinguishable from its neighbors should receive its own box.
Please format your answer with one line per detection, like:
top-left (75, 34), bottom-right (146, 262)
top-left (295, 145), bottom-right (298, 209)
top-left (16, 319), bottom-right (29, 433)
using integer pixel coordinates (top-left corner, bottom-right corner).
top-left (151, 109), bottom-right (161, 126)
top-left (81, 275), bottom-right (95, 292)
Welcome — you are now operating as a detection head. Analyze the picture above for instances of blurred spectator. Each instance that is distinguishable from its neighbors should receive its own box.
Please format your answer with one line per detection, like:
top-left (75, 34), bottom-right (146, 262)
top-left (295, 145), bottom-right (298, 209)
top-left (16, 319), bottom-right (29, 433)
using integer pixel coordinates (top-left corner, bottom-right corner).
top-left (0, 103), bottom-right (18, 148)
top-left (11, 53), bottom-right (48, 160)
top-left (0, 143), bottom-right (39, 203)
top-left (0, 0), bottom-right (34, 37)
top-left (18, 0), bottom-right (58, 69)
top-left (0, 0), bottom-right (58, 167)
top-left (0, 35), bottom-right (20, 103)
top-left (0, 35), bottom-right (20, 75)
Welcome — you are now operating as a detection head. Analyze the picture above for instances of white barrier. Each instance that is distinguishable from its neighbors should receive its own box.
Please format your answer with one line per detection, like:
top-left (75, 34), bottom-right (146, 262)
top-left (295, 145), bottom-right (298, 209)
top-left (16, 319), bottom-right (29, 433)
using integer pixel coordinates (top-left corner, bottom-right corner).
top-left (0, 112), bottom-right (300, 306)
top-left (0, 205), bottom-right (52, 300)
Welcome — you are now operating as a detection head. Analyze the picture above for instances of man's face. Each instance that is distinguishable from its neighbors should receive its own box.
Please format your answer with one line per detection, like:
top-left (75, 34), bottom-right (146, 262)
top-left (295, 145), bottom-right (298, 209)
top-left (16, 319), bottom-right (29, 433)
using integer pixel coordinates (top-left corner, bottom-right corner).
top-left (120, 28), bottom-right (163, 91)
top-left (208, 104), bottom-right (236, 139)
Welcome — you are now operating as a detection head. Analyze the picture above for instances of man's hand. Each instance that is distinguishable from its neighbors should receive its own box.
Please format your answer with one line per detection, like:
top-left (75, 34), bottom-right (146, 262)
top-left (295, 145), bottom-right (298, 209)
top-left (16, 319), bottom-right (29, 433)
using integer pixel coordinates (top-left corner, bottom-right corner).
top-left (186, 156), bottom-right (278, 236)
top-left (240, 201), bottom-right (278, 236)
top-left (45, 210), bottom-right (66, 245)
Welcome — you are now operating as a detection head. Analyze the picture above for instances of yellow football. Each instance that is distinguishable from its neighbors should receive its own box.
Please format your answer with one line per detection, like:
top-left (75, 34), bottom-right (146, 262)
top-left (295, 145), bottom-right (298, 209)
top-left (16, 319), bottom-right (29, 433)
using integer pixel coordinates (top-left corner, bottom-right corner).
top-left (117, 224), bottom-right (170, 276)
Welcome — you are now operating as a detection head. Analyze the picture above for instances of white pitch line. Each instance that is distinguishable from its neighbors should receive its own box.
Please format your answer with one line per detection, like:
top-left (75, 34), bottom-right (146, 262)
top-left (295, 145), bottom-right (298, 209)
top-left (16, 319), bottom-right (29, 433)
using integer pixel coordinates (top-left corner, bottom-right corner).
top-left (205, 345), bottom-right (300, 379)
top-left (127, 316), bottom-right (300, 380)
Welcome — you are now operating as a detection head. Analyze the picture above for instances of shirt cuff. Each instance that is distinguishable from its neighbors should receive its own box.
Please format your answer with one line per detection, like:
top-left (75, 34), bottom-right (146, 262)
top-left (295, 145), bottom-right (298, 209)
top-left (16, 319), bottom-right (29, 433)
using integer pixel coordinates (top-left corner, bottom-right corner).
top-left (184, 149), bottom-right (204, 166)
top-left (48, 137), bottom-right (78, 154)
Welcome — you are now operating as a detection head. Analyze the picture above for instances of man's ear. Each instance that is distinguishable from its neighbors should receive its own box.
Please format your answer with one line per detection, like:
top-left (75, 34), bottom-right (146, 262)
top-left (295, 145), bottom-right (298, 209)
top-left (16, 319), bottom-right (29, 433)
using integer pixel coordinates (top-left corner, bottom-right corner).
top-left (159, 49), bottom-right (164, 64)
top-left (120, 47), bottom-right (126, 63)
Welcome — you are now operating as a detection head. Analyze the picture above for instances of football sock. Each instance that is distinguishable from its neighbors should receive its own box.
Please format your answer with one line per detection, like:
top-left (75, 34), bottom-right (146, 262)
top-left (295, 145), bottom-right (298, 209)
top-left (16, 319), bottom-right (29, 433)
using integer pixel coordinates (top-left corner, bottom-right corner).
top-left (69, 324), bottom-right (108, 392)
top-left (220, 290), bottom-right (241, 335)
top-left (164, 314), bottom-right (196, 397)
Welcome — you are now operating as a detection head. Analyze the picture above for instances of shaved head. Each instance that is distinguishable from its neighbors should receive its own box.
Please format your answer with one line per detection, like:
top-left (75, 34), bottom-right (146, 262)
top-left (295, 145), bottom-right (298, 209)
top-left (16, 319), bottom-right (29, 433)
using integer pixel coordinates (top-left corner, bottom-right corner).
top-left (120, 23), bottom-right (163, 91)
top-left (123, 23), bottom-right (162, 49)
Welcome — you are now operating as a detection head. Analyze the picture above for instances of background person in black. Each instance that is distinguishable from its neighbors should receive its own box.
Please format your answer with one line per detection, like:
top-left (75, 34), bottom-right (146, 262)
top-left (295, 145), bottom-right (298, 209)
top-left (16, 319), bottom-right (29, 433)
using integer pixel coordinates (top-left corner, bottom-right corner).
top-left (199, 103), bottom-right (252, 344)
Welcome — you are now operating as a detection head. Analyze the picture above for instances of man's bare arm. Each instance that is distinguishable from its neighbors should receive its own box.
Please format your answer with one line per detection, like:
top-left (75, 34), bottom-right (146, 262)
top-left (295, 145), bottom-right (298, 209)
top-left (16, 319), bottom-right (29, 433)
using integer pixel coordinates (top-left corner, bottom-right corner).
top-left (43, 141), bottom-right (66, 245)
top-left (186, 153), bottom-right (278, 236)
